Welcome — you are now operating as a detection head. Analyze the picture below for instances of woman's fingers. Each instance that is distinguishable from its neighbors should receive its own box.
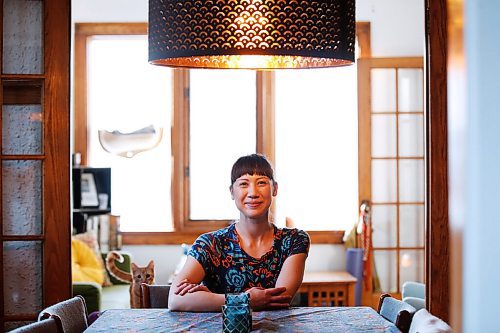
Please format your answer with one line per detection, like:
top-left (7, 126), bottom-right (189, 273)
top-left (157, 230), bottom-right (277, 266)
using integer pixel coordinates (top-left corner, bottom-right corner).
top-left (175, 280), bottom-right (208, 295)
top-left (175, 284), bottom-right (190, 295)
top-left (268, 302), bottom-right (291, 308)
top-left (267, 287), bottom-right (287, 295)
top-left (175, 281), bottom-right (195, 295)
top-left (270, 295), bottom-right (292, 303)
top-left (176, 278), bottom-right (189, 287)
top-left (187, 285), bottom-right (209, 293)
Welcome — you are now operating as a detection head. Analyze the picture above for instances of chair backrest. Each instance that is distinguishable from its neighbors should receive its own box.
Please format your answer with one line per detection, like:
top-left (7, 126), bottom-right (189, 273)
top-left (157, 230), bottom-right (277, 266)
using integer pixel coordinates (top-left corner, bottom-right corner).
top-left (378, 293), bottom-right (416, 333)
top-left (9, 316), bottom-right (63, 333)
top-left (409, 308), bottom-right (452, 333)
top-left (38, 295), bottom-right (88, 333)
top-left (140, 283), bottom-right (171, 308)
top-left (402, 281), bottom-right (425, 300)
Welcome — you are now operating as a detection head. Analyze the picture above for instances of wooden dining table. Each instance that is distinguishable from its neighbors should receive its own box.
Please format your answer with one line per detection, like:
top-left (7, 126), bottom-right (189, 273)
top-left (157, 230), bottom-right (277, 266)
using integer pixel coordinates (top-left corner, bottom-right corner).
top-left (84, 306), bottom-right (400, 332)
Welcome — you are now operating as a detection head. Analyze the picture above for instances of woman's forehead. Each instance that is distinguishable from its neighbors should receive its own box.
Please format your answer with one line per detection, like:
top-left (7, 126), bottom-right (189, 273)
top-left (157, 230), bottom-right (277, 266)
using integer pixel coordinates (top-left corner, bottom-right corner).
top-left (235, 173), bottom-right (271, 180)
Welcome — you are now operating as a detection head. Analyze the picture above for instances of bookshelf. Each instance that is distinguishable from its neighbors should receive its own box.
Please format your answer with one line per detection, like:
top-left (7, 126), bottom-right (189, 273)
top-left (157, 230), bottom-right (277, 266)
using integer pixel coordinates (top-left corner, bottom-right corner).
top-left (72, 167), bottom-right (111, 233)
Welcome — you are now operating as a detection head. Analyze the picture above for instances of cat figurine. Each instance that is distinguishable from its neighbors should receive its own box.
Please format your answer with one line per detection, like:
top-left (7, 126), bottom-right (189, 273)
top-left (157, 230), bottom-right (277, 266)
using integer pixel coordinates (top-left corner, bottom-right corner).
top-left (105, 251), bottom-right (155, 308)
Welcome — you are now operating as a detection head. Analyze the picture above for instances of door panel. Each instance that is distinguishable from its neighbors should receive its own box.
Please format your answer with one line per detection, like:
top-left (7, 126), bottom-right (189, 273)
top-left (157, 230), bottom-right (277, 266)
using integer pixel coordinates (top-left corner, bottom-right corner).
top-left (358, 57), bottom-right (425, 307)
top-left (1, 0), bottom-right (71, 330)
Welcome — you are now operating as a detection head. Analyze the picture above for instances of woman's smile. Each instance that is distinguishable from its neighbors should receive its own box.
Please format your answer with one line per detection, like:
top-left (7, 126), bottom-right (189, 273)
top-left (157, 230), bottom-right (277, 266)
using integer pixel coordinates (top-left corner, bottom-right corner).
top-left (245, 201), bottom-right (262, 208)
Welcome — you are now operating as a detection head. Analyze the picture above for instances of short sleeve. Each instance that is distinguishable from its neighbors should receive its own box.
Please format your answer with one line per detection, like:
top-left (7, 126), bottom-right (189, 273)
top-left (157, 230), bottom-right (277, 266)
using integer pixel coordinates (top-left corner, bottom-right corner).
top-left (188, 233), bottom-right (214, 273)
top-left (290, 229), bottom-right (311, 256)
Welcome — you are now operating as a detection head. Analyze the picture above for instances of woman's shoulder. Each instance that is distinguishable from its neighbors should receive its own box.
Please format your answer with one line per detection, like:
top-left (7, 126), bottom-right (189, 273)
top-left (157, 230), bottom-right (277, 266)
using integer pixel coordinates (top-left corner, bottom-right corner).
top-left (275, 226), bottom-right (310, 240)
top-left (275, 226), bottom-right (311, 254)
top-left (195, 224), bottom-right (235, 243)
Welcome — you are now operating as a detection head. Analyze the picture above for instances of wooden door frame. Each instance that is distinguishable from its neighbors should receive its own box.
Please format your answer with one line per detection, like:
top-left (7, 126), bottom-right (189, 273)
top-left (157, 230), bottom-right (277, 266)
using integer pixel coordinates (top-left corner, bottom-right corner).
top-left (425, 0), bottom-right (449, 322)
top-left (43, 0), bottom-right (72, 307)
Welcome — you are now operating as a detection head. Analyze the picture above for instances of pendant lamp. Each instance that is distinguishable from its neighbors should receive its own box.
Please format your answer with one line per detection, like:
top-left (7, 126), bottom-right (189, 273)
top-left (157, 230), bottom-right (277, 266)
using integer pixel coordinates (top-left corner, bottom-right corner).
top-left (148, 0), bottom-right (355, 69)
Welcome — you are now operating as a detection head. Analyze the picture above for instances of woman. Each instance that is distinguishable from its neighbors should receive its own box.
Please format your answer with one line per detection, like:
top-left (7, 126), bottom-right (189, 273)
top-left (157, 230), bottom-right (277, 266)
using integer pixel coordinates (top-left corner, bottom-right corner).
top-left (168, 154), bottom-right (310, 311)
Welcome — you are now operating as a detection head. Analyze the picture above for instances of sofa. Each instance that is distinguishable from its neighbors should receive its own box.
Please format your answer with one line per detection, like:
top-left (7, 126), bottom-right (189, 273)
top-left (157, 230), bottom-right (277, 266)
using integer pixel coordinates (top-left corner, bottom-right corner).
top-left (72, 252), bottom-right (132, 313)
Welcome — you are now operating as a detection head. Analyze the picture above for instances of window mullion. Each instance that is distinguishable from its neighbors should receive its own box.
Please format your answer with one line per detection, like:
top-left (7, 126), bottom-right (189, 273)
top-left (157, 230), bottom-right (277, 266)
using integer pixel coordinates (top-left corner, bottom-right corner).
top-left (256, 71), bottom-right (275, 164)
top-left (172, 69), bottom-right (190, 231)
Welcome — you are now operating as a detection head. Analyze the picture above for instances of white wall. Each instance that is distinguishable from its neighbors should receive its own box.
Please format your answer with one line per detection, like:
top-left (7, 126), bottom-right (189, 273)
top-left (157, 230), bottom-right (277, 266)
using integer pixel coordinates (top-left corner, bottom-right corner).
top-left (72, 0), bottom-right (425, 57)
top-left (125, 244), bottom-right (347, 285)
top-left (460, 1), bottom-right (500, 331)
top-left (72, 0), bottom-right (425, 284)
top-left (357, 0), bottom-right (425, 57)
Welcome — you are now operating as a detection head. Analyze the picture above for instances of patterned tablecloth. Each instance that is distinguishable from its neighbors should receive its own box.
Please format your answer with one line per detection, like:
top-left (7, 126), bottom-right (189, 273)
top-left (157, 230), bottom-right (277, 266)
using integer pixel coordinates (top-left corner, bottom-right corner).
top-left (85, 306), bottom-right (400, 333)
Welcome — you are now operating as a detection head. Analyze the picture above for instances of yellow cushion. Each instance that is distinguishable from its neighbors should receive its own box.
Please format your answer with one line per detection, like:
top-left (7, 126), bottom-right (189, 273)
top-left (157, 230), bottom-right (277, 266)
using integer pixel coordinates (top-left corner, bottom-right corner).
top-left (71, 238), bottom-right (104, 285)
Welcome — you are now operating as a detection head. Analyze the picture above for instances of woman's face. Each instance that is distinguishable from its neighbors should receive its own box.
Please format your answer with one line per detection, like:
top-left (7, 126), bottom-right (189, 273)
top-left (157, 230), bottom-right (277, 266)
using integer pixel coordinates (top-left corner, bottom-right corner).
top-left (230, 173), bottom-right (277, 220)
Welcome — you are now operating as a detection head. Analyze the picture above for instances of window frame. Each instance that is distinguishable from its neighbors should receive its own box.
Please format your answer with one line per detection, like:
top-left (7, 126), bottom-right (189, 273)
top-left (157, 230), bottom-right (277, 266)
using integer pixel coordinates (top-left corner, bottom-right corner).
top-left (74, 22), bottom-right (371, 245)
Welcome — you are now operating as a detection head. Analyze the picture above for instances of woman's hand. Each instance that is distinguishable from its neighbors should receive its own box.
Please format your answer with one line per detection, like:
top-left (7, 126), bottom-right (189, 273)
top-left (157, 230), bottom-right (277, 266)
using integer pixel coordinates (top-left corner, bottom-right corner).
top-left (175, 278), bottom-right (210, 296)
top-left (246, 286), bottom-right (292, 310)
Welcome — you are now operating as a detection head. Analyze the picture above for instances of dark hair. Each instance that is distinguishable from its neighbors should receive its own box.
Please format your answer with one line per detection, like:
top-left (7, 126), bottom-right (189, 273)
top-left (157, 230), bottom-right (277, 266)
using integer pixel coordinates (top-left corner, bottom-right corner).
top-left (230, 154), bottom-right (275, 185)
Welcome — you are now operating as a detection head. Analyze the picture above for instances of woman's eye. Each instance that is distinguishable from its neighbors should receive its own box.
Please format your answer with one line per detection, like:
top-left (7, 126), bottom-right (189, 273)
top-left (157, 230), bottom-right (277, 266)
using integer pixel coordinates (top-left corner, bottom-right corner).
top-left (239, 182), bottom-right (248, 187)
top-left (258, 181), bottom-right (268, 186)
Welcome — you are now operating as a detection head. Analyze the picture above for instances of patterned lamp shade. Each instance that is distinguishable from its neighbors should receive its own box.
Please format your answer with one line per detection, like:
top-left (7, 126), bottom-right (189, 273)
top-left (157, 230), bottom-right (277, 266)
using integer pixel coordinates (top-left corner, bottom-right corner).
top-left (148, 0), bottom-right (356, 69)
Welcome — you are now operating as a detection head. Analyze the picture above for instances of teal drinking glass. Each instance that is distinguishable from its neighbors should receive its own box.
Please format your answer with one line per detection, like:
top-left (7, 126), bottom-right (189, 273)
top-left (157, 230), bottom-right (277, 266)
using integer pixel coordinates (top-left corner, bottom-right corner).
top-left (222, 293), bottom-right (251, 333)
top-left (222, 305), bottom-right (251, 333)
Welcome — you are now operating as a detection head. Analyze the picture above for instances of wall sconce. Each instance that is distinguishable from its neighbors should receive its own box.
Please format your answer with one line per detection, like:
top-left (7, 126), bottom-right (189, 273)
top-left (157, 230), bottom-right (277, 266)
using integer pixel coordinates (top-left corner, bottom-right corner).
top-left (148, 0), bottom-right (355, 69)
top-left (98, 125), bottom-right (163, 158)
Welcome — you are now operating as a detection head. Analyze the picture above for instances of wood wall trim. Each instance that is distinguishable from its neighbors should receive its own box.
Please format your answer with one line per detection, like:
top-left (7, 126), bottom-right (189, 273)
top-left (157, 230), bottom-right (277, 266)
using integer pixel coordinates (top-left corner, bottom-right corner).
top-left (75, 22), bottom-right (147, 35)
top-left (356, 22), bottom-right (371, 58)
top-left (425, 0), bottom-right (450, 322)
top-left (357, 58), bottom-right (371, 203)
top-left (122, 230), bottom-right (345, 245)
top-left (368, 57), bottom-right (424, 68)
top-left (73, 29), bottom-right (88, 164)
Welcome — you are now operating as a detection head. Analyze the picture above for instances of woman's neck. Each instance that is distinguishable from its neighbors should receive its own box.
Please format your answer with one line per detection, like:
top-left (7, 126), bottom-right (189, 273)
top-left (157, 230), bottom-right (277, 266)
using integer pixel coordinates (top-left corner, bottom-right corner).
top-left (235, 216), bottom-right (273, 242)
top-left (235, 219), bottom-right (274, 259)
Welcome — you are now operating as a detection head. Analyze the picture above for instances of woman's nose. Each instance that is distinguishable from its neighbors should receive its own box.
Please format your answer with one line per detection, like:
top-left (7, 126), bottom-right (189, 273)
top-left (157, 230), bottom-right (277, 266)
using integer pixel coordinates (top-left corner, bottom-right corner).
top-left (247, 183), bottom-right (258, 197)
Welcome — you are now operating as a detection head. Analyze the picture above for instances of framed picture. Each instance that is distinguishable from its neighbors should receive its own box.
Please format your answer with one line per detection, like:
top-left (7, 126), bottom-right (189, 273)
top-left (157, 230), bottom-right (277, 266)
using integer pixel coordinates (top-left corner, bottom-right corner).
top-left (81, 173), bottom-right (99, 207)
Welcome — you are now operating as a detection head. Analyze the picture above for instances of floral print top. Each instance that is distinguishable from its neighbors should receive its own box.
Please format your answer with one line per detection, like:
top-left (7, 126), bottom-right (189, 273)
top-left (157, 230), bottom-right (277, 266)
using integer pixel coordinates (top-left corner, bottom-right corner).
top-left (188, 223), bottom-right (310, 294)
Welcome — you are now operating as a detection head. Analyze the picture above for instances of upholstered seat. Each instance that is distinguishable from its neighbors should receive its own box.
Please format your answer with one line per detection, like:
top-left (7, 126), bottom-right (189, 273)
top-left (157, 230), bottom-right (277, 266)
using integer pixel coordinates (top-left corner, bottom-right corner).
top-left (140, 283), bottom-right (171, 308)
top-left (402, 281), bottom-right (426, 310)
top-left (38, 295), bottom-right (88, 333)
top-left (378, 293), bottom-right (417, 333)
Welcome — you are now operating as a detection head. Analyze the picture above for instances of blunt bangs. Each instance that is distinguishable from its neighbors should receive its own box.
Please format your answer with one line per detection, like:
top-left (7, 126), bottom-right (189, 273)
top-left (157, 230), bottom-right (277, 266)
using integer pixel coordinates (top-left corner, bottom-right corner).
top-left (231, 154), bottom-right (274, 185)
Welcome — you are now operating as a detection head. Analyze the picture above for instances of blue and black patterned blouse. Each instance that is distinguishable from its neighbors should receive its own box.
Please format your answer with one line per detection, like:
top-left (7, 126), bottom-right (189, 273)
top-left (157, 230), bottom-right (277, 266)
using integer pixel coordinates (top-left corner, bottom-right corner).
top-left (188, 223), bottom-right (310, 294)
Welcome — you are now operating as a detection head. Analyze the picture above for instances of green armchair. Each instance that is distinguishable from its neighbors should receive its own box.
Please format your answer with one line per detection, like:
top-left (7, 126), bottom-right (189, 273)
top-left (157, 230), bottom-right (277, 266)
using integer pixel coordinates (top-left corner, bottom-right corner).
top-left (72, 252), bottom-right (131, 313)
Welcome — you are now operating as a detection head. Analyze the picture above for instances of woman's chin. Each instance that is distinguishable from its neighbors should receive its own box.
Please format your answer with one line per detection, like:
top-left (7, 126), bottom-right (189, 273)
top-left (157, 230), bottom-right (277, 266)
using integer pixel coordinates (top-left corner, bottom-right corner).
top-left (240, 211), bottom-right (268, 221)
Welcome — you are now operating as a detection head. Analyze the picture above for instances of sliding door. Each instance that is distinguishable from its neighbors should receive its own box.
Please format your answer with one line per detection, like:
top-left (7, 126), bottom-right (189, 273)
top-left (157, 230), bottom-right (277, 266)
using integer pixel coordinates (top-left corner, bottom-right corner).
top-left (1, 0), bottom-right (71, 330)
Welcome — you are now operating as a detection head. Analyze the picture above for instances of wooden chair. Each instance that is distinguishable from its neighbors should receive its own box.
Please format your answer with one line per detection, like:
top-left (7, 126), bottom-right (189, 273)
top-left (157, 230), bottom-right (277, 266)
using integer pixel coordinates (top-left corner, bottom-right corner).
top-left (38, 295), bottom-right (88, 333)
top-left (10, 316), bottom-right (63, 333)
top-left (140, 283), bottom-right (171, 308)
top-left (378, 293), bottom-right (416, 333)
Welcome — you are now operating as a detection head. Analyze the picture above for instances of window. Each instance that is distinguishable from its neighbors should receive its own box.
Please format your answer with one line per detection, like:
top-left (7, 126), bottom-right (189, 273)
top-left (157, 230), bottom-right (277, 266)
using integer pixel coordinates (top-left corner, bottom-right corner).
top-left (274, 68), bottom-right (358, 231)
top-left (77, 25), bottom-right (173, 232)
top-left (189, 70), bottom-right (256, 221)
top-left (75, 23), bottom-right (370, 244)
